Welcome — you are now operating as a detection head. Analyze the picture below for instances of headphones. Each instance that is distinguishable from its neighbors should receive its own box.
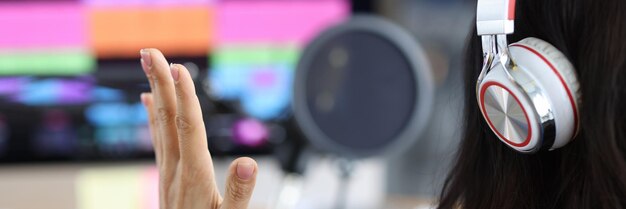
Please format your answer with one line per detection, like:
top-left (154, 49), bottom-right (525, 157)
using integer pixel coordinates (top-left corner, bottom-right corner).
top-left (476, 0), bottom-right (581, 153)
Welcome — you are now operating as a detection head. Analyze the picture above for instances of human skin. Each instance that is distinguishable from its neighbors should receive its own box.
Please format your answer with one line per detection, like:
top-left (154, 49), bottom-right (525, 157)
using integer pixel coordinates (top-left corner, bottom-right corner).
top-left (139, 48), bottom-right (258, 209)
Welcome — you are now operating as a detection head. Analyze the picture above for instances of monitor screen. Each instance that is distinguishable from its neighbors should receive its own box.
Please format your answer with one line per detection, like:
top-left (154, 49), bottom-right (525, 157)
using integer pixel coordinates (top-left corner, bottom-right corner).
top-left (0, 0), bottom-right (350, 162)
top-left (209, 0), bottom-right (349, 120)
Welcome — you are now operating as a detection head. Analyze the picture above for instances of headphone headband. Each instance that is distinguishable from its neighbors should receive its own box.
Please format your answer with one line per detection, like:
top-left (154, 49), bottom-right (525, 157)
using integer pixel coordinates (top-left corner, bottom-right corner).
top-left (477, 0), bottom-right (516, 35)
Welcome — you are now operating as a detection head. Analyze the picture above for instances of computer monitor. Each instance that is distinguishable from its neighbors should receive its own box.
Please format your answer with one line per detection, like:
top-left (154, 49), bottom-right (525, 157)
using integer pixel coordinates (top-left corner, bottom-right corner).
top-left (0, 0), bottom-right (349, 162)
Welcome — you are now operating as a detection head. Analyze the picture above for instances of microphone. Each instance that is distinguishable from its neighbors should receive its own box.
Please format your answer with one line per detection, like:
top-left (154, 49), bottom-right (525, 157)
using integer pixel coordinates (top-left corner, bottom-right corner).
top-left (292, 15), bottom-right (435, 159)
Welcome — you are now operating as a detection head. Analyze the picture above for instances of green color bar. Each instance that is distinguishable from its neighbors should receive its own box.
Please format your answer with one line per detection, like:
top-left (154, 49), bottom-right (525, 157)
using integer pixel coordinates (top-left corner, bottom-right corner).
top-left (0, 50), bottom-right (95, 76)
top-left (212, 44), bottom-right (300, 66)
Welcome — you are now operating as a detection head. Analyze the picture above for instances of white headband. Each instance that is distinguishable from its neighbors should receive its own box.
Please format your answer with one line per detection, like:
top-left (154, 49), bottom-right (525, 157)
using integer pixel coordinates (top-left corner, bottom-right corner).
top-left (477, 0), bottom-right (516, 35)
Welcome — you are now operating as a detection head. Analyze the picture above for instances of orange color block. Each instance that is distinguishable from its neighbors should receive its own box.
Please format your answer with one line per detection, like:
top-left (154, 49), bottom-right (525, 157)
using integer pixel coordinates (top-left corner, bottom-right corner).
top-left (89, 7), bottom-right (214, 58)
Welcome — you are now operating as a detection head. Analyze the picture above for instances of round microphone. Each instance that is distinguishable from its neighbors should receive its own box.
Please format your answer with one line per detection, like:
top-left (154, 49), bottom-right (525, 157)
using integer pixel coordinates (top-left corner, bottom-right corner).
top-left (292, 15), bottom-right (435, 158)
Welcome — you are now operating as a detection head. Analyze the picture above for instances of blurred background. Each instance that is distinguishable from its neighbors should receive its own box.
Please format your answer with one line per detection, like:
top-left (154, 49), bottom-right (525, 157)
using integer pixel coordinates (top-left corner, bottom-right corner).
top-left (0, 0), bottom-right (473, 208)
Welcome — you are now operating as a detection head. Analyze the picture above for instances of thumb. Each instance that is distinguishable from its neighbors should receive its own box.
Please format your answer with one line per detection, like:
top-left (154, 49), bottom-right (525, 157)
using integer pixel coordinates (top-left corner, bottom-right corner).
top-left (221, 157), bottom-right (258, 209)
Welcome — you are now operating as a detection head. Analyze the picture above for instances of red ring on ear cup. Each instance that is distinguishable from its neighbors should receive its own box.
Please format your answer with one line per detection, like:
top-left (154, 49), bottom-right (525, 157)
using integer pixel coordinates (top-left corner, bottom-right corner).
top-left (480, 81), bottom-right (533, 147)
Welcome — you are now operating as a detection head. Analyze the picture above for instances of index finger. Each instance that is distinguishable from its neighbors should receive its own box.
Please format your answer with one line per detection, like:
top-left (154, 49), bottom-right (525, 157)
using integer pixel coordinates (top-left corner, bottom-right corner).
top-left (140, 48), bottom-right (180, 164)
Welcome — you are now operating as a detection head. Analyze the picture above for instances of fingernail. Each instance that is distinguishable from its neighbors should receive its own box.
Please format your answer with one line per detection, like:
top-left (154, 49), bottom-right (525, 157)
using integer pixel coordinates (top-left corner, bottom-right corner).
top-left (170, 63), bottom-right (179, 81)
top-left (236, 162), bottom-right (255, 180)
top-left (140, 49), bottom-right (152, 73)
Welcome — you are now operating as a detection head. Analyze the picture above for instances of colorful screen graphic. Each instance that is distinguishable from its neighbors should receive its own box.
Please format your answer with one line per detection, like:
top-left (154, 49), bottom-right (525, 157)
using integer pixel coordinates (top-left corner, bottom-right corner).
top-left (0, 0), bottom-right (215, 76)
top-left (0, 0), bottom-right (350, 161)
top-left (210, 0), bottom-right (350, 120)
top-left (0, 77), bottom-right (93, 106)
top-left (0, 2), bottom-right (94, 75)
top-left (85, 0), bottom-right (215, 58)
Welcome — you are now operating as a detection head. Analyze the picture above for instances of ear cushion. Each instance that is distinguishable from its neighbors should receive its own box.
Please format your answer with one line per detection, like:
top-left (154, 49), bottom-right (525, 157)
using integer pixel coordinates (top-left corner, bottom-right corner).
top-left (511, 38), bottom-right (581, 108)
top-left (509, 37), bottom-right (581, 140)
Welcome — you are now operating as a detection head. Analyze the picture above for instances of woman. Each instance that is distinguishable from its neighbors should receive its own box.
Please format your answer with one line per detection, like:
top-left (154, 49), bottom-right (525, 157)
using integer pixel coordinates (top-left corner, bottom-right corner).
top-left (439, 0), bottom-right (626, 208)
top-left (138, 0), bottom-right (626, 208)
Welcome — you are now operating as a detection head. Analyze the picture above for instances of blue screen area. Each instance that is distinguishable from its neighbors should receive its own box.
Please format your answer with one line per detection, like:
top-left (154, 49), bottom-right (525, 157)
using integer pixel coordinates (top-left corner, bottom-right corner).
top-left (210, 55), bottom-right (294, 120)
top-left (85, 101), bottom-right (152, 152)
top-left (0, 77), bottom-right (94, 106)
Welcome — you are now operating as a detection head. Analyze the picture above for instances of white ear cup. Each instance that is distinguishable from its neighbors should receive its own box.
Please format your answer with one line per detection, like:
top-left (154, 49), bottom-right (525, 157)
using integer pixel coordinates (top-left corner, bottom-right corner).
top-left (508, 37), bottom-right (581, 149)
top-left (514, 38), bottom-right (581, 105)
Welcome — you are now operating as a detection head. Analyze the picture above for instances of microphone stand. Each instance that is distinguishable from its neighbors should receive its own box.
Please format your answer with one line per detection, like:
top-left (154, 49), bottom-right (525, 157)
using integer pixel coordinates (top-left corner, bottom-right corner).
top-left (334, 158), bottom-right (355, 209)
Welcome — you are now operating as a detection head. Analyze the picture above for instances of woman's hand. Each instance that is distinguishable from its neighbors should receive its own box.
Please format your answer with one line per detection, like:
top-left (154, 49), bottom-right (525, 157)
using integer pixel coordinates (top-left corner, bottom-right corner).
top-left (139, 48), bottom-right (258, 209)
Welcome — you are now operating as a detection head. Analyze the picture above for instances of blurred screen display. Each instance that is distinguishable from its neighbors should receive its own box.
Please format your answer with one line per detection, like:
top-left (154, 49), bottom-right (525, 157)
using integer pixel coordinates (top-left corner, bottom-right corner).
top-left (210, 0), bottom-right (349, 120)
top-left (0, 77), bottom-right (93, 105)
top-left (85, 0), bottom-right (215, 58)
top-left (0, 2), bottom-right (94, 75)
top-left (0, 0), bottom-right (350, 162)
top-left (0, 0), bottom-right (213, 75)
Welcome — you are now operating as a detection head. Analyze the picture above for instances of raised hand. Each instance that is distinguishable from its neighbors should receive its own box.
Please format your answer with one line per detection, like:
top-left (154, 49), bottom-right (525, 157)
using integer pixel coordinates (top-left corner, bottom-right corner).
top-left (139, 48), bottom-right (258, 209)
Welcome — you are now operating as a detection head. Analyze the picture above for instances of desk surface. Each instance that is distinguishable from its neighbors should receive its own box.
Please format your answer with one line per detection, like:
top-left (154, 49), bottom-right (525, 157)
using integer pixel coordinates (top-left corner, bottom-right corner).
top-left (0, 158), bottom-right (434, 209)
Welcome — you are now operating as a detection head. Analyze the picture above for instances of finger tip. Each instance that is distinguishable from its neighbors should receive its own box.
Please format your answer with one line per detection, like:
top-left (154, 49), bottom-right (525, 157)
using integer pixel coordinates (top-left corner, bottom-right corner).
top-left (141, 48), bottom-right (166, 62)
top-left (170, 63), bottom-right (180, 82)
top-left (234, 157), bottom-right (257, 181)
top-left (140, 93), bottom-right (153, 105)
top-left (171, 63), bottom-right (184, 68)
top-left (141, 48), bottom-right (158, 53)
top-left (171, 64), bottom-right (199, 94)
top-left (139, 48), bottom-right (159, 59)
top-left (238, 157), bottom-right (257, 166)
top-left (171, 63), bottom-right (189, 75)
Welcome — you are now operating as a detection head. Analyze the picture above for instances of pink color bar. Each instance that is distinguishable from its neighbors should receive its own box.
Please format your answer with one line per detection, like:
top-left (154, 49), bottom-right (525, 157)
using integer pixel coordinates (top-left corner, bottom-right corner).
top-left (0, 2), bottom-right (87, 49)
top-left (83, 0), bottom-right (214, 7)
top-left (217, 0), bottom-right (349, 46)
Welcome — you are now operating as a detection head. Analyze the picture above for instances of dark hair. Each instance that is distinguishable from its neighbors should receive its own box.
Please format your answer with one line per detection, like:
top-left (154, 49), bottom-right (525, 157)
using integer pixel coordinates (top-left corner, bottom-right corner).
top-left (438, 0), bottom-right (626, 208)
